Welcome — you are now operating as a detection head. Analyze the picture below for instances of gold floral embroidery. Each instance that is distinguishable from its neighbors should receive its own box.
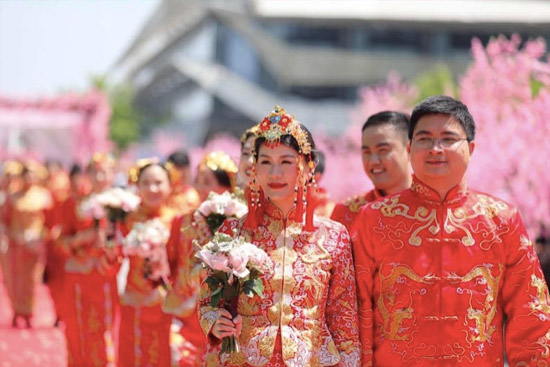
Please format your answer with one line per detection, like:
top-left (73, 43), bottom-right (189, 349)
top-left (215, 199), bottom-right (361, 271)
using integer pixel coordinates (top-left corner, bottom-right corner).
top-left (346, 194), bottom-right (368, 213)
top-left (472, 195), bottom-right (508, 219)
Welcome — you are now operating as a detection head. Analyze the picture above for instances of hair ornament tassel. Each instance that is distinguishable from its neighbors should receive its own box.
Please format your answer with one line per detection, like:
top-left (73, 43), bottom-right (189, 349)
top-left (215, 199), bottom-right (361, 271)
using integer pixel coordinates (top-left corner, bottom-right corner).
top-left (304, 158), bottom-right (316, 231)
top-left (243, 164), bottom-right (264, 229)
top-left (294, 184), bottom-right (304, 223)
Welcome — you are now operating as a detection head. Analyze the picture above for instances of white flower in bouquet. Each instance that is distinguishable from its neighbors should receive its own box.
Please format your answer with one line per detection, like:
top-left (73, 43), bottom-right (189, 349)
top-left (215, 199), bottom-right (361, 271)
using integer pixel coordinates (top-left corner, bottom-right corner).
top-left (78, 187), bottom-right (141, 223)
top-left (96, 187), bottom-right (141, 221)
top-left (193, 192), bottom-right (248, 234)
top-left (78, 194), bottom-right (106, 221)
top-left (122, 218), bottom-right (170, 281)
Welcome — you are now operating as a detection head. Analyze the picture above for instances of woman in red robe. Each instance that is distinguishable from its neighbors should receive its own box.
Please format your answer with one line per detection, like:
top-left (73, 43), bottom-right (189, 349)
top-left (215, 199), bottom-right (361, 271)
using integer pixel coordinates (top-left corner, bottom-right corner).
top-left (1, 161), bottom-right (53, 328)
top-left (164, 151), bottom-right (239, 366)
top-left (59, 154), bottom-right (119, 367)
top-left (119, 161), bottom-right (179, 367)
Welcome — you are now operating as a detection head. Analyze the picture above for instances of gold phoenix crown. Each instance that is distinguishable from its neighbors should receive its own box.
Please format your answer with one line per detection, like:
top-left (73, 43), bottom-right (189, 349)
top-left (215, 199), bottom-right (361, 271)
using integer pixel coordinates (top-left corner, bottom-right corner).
top-left (256, 106), bottom-right (312, 155)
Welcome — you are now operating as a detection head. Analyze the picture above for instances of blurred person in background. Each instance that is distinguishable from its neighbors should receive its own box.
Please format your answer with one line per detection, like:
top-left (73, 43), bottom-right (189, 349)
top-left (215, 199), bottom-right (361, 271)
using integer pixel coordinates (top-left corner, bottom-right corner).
top-left (166, 150), bottom-right (200, 214)
top-left (42, 160), bottom-right (71, 327)
top-left (164, 151), bottom-right (238, 366)
top-left (331, 111), bottom-right (412, 233)
top-left (310, 150), bottom-right (336, 217)
top-left (1, 160), bottom-right (53, 328)
top-left (67, 163), bottom-right (91, 200)
top-left (59, 153), bottom-right (120, 367)
top-left (194, 151), bottom-right (238, 203)
top-left (237, 126), bottom-right (258, 191)
top-left (119, 160), bottom-right (178, 367)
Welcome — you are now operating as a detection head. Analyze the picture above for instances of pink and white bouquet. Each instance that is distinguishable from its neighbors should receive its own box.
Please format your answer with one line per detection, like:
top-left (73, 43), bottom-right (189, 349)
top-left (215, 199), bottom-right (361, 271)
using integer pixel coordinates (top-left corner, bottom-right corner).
top-left (196, 230), bottom-right (270, 355)
top-left (193, 191), bottom-right (247, 235)
top-left (78, 187), bottom-right (141, 224)
top-left (122, 218), bottom-right (171, 284)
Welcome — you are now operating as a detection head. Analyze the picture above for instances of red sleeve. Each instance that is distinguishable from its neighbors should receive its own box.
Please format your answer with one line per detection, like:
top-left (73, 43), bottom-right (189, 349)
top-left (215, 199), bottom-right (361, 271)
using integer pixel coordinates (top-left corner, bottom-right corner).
top-left (330, 203), bottom-right (347, 226)
top-left (1, 197), bottom-right (13, 230)
top-left (166, 214), bottom-right (184, 279)
top-left (500, 210), bottom-right (550, 365)
top-left (325, 225), bottom-right (361, 366)
top-left (60, 197), bottom-right (78, 236)
top-left (351, 206), bottom-right (375, 367)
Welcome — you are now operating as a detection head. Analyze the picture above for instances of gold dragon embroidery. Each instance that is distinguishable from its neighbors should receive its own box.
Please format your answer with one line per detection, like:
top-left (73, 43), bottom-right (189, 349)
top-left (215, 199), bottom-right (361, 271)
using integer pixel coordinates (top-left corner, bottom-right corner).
top-left (447, 265), bottom-right (502, 343)
top-left (378, 264), bottom-right (436, 340)
top-left (529, 274), bottom-right (550, 317)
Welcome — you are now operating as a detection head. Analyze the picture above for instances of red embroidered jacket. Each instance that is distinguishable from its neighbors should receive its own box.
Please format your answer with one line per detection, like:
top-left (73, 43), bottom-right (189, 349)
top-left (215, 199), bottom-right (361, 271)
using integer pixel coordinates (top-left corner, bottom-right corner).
top-left (352, 176), bottom-right (550, 366)
top-left (199, 200), bottom-right (361, 367)
top-left (331, 189), bottom-right (382, 234)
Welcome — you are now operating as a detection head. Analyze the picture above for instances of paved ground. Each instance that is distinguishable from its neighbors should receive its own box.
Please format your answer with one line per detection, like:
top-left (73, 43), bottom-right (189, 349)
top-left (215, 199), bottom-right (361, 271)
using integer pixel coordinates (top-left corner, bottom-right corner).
top-left (0, 272), bottom-right (66, 367)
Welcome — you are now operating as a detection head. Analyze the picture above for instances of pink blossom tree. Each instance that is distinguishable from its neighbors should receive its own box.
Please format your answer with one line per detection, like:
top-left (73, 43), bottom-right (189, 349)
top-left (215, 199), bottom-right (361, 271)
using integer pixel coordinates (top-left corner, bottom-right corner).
top-left (462, 35), bottom-right (550, 237)
top-left (338, 35), bottom-right (549, 237)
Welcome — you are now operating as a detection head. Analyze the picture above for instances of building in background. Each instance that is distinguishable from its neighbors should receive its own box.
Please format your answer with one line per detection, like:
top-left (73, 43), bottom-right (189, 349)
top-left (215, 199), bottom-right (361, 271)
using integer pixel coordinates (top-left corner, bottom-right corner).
top-left (109, 0), bottom-right (550, 145)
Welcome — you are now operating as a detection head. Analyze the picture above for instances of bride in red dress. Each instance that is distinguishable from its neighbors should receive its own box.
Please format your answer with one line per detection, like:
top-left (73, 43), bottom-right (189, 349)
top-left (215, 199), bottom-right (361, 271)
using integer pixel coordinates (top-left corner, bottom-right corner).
top-left (199, 106), bottom-right (361, 366)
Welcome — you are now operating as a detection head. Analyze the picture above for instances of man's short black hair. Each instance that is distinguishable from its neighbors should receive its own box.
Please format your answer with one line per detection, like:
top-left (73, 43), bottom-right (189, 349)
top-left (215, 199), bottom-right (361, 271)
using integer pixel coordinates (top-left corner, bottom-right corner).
top-left (361, 111), bottom-right (410, 140)
top-left (409, 95), bottom-right (476, 141)
top-left (167, 150), bottom-right (190, 168)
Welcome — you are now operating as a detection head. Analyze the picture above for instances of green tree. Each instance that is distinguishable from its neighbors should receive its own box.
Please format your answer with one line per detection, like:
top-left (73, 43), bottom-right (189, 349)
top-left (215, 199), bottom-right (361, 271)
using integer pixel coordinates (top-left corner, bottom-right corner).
top-left (91, 75), bottom-right (140, 152)
top-left (414, 64), bottom-right (458, 103)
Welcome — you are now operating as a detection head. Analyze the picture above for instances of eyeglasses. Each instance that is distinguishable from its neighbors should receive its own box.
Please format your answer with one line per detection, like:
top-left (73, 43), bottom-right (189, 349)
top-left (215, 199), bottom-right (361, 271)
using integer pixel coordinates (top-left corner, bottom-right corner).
top-left (412, 136), bottom-right (468, 149)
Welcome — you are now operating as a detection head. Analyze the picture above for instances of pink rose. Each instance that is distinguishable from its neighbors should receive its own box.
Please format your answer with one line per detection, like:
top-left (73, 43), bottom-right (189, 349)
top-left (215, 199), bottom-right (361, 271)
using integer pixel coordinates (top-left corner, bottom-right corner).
top-left (198, 250), bottom-right (231, 273)
top-left (229, 248), bottom-right (250, 278)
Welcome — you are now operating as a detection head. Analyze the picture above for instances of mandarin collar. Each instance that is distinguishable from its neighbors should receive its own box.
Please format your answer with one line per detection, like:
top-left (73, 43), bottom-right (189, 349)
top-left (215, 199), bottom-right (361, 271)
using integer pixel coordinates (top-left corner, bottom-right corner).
top-left (410, 175), bottom-right (468, 205)
top-left (372, 187), bottom-right (384, 200)
top-left (264, 199), bottom-right (301, 225)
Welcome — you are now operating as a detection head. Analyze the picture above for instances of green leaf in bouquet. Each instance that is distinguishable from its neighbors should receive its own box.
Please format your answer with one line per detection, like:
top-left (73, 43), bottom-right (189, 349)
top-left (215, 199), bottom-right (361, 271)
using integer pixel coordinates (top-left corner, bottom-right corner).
top-left (205, 276), bottom-right (220, 291)
top-left (211, 287), bottom-right (223, 307)
top-left (251, 277), bottom-right (264, 298)
top-left (242, 279), bottom-right (255, 298)
top-left (206, 213), bottom-right (227, 235)
top-left (242, 277), bottom-right (264, 298)
top-left (213, 270), bottom-right (228, 283)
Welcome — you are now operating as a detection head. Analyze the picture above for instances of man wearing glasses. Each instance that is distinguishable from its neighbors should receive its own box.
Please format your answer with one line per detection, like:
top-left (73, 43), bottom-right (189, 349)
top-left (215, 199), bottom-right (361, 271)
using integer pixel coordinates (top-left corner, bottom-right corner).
top-left (352, 95), bottom-right (550, 366)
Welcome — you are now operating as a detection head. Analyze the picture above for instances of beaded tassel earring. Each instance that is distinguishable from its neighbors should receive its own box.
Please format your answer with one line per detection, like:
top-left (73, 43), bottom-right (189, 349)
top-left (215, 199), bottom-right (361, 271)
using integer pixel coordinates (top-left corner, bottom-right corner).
top-left (244, 165), bottom-right (258, 229)
top-left (294, 161), bottom-right (304, 223)
top-left (304, 158), bottom-right (315, 231)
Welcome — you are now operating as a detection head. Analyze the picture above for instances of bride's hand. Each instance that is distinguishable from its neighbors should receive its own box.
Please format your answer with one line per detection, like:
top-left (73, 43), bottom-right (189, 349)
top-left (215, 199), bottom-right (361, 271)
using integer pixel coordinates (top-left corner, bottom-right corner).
top-left (211, 308), bottom-right (242, 339)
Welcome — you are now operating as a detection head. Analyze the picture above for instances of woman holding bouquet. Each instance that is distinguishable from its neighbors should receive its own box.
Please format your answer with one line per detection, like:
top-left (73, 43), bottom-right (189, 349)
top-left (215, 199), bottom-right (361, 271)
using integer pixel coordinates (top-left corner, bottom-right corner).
top-left (119, 160), bottom-right (179, 367)
top-left (199, 106), bottom-right (361, 366)
top-left (59, 153), bottom-right (119, 367)
top-left (163, 151), bottom-right (239, 366)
